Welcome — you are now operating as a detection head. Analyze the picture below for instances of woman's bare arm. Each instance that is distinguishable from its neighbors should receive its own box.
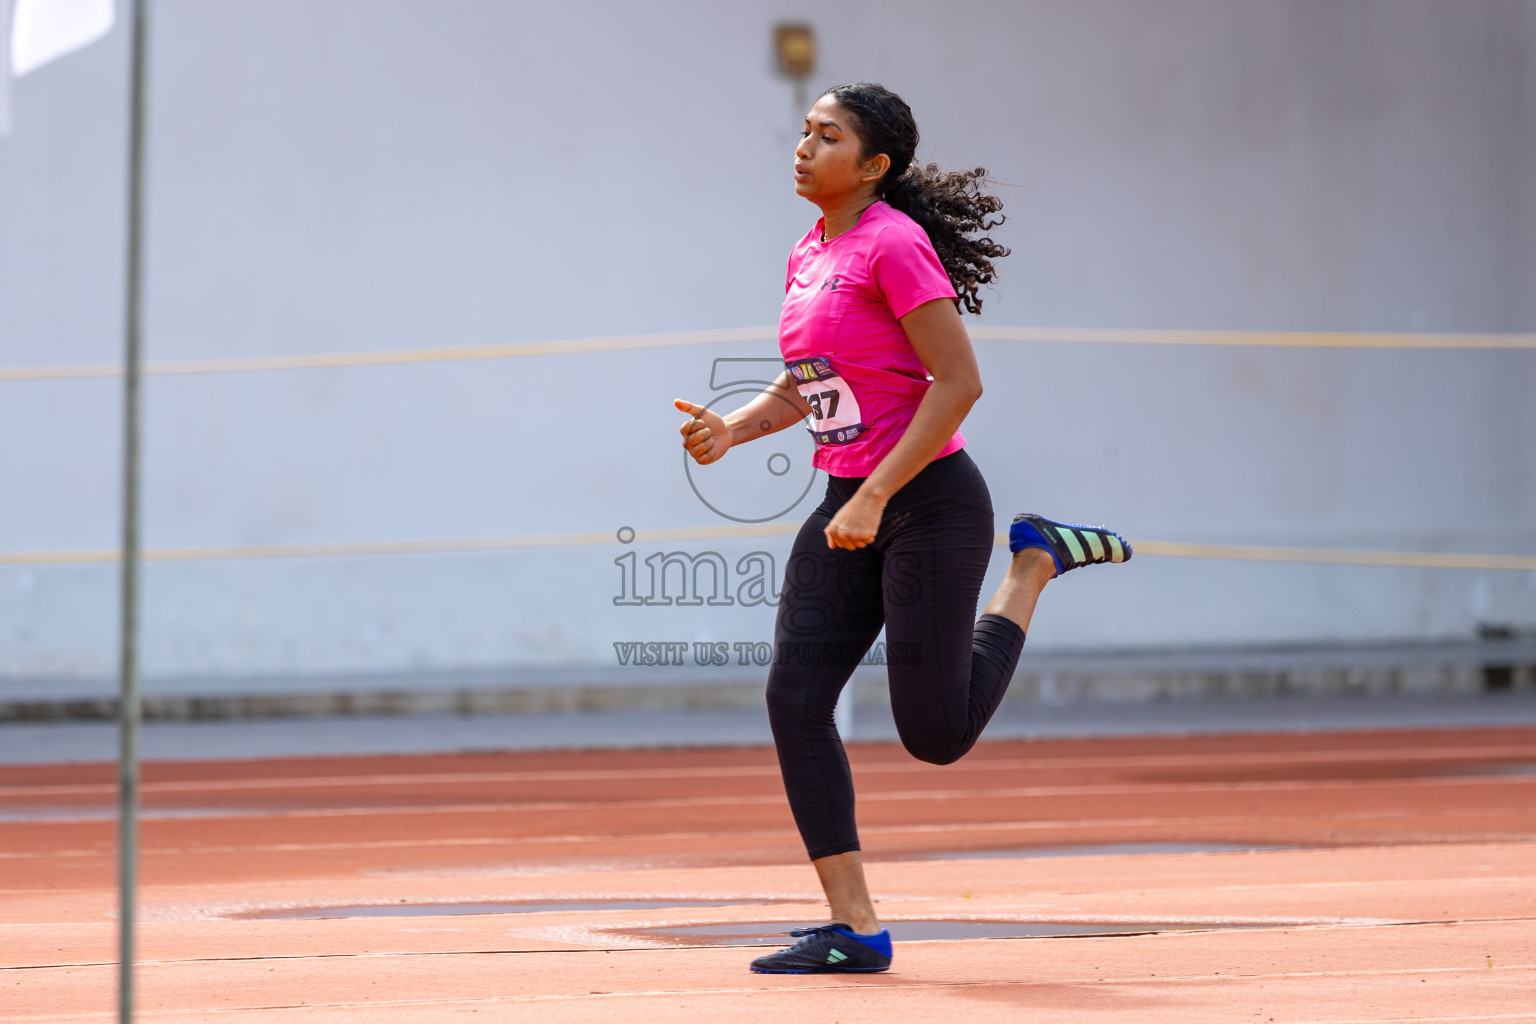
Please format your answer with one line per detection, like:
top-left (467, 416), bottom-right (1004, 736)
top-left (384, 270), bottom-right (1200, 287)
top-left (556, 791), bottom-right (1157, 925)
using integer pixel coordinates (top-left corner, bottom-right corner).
top-left (676, 371), bottom-right (812, 465)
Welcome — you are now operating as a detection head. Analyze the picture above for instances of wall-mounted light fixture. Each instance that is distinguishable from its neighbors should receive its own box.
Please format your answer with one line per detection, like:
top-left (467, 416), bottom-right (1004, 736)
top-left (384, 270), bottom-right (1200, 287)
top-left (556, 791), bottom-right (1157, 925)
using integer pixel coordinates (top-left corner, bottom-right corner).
top-left (773, 23), bottom-right (816, 110)
top-left (774, 23), bottom-right (816, 78)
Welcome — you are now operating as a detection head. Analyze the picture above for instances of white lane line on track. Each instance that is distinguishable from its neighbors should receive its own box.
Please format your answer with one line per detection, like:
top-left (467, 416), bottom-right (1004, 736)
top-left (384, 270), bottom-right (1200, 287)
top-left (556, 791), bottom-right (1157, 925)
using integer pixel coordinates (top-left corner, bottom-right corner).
top-left (6, 744), bottom-right (1536, 797)
top-left (1, 881), bottom-right (1523, 930)
top-left (1291, 1017), bottom-right (1536, 1024)
top-left (7, 947), bottom-right (1536, 973)
top-left (8, 917), bottom-right (1536, 971)
top-left (5, 963), bottom-right (1536, 1020)
top-left (2, 806), bottom-right (1532, 860)
top-left (1293, 1017), bottom-right (1536, 1023)
top-left (7, 841), bottom-right (1530, 899)
top-left (5, 772), bottom-right (1536, 826)
top-left (0, 916), bottom-right (1413, 969)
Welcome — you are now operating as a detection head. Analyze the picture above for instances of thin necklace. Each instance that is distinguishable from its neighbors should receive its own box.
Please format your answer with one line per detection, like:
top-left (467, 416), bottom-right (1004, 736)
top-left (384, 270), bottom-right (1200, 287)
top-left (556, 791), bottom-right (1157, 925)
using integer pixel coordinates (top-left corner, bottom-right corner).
top-left (822, 198), bottom-right (878, 243)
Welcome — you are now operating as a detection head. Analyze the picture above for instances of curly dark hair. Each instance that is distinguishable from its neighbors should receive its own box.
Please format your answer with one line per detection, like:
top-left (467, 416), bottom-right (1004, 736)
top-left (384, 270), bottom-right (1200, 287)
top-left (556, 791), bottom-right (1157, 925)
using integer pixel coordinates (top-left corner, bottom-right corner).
top-left (822, 82), bottom-right (1009, 315)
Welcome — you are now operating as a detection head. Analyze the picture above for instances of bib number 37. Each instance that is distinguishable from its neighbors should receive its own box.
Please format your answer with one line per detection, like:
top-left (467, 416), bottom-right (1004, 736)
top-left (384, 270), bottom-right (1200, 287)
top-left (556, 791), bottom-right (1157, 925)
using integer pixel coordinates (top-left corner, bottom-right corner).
top-left (787, 356), bottom-right (866, 446)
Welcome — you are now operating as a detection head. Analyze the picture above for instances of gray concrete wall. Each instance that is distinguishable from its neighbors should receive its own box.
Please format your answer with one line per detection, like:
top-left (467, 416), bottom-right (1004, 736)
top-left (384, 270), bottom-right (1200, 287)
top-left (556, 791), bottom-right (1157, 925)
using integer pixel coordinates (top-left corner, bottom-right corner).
top-left (1, 0), bottom-right (1533, 682)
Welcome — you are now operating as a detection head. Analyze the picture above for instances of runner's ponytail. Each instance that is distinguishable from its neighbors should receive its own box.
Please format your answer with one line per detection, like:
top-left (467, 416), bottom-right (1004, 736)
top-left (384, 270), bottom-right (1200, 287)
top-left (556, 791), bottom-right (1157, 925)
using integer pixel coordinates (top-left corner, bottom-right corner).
top-left (822, 82), bottom-right (1009, 315)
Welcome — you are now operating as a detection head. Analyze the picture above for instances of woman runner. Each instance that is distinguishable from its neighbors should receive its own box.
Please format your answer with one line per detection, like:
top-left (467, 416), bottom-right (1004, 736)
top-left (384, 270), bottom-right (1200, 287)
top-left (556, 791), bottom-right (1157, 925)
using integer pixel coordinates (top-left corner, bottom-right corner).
top-left (674, 82), bottom-right (1130, 974)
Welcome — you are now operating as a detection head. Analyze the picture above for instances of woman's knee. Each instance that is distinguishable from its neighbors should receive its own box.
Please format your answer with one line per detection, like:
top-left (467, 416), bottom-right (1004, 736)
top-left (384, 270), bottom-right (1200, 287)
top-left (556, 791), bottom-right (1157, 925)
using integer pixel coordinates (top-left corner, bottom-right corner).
top-left (764, 674), bottom-right (796, 727)
top-left (898, 733), bottom-right (971, 766)
top-left (765, 670), bottom-right (817, 733)
top-left (767, 669), bottom-right (845, 737)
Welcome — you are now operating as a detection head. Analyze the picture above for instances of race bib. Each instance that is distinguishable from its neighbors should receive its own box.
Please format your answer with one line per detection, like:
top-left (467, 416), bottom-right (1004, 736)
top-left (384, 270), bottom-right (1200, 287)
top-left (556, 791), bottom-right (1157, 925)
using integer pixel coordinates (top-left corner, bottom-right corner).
top-left (786, 356), bottom-right (866, 446)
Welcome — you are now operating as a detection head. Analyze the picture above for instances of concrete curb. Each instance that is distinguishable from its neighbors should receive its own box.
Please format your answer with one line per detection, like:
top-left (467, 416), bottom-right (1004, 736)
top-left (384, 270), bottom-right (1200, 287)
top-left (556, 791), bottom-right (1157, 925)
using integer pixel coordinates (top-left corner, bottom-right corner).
top-left (4, 639), bottom-right (1534, 724)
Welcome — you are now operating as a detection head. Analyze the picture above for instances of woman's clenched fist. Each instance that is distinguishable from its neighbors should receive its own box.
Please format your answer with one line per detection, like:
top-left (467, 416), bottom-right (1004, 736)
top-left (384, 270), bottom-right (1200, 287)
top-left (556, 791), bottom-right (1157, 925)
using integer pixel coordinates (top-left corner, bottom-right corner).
top-left (674, 398), bottom-right (733, 465)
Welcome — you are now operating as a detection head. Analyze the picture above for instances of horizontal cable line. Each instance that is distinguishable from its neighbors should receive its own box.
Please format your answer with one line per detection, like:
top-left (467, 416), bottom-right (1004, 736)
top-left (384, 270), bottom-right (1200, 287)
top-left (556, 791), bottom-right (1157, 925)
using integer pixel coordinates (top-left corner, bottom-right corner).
top-left (1123, 539), bottom-right (1536, 572)
top-left (0, 523), bottom-right (800, 566)
top-left (3, 326), bottom-right (1532, 383)
top-left (0, 327), bottom-right (775, 382)
top-left (969, 326), bottom-right (1536, 350)
top-left (2, 522), bottom-right (1531, 570)
top-left (0, 532), bottom-right (619, 565)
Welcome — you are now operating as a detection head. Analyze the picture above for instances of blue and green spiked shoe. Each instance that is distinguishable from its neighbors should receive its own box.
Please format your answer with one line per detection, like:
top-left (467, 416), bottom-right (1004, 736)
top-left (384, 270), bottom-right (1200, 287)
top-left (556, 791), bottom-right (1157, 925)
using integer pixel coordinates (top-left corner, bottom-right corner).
top-left (1009, 514), bottom-right (1132, 576)
top-left (749, 923), bottom-right (892, 974)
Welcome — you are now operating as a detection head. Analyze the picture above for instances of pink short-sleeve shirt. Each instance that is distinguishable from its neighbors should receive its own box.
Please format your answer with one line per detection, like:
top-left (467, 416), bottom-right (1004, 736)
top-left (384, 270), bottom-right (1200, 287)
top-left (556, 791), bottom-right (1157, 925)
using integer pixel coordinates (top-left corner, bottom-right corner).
top-left (778, 201), bottom-right (963, 478)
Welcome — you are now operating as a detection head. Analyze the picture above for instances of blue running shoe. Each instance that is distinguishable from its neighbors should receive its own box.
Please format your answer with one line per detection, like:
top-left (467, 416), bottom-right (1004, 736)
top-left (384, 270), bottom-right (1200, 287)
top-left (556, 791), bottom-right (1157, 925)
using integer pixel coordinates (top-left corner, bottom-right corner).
top-left (749, 923), bottom-right (892, 974)
top-left (1009, 513), bottom-right (1132, 576)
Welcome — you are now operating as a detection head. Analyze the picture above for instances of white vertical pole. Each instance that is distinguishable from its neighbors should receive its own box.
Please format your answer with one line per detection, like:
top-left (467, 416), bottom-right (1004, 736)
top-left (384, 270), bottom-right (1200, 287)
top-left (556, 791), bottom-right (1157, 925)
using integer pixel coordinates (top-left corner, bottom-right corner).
top-left (118, 1), bottom-right (149, 1020)
top-left (0, 0), bottom-right (15, 136)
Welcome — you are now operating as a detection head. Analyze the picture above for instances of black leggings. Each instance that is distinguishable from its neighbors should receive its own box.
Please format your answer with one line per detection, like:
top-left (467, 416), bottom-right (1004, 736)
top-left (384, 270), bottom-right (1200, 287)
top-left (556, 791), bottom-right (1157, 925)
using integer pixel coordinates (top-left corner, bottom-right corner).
top-left (765, 449), bottom-right (1026, 860)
